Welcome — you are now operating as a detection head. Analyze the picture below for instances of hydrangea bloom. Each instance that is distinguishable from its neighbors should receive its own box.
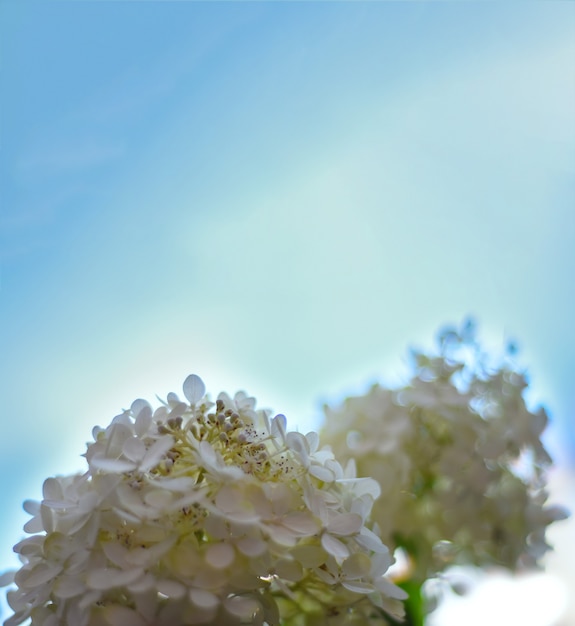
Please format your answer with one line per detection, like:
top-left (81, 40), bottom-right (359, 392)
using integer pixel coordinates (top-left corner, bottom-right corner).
top-left (321, 322), bottom-right (567, 584)
top-left (2, 375), bottom-right (406, 626)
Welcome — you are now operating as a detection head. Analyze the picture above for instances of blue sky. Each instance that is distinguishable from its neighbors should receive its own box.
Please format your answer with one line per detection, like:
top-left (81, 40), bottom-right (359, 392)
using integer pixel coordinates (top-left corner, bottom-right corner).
top-left (1, 1), bottom-right (574, 622)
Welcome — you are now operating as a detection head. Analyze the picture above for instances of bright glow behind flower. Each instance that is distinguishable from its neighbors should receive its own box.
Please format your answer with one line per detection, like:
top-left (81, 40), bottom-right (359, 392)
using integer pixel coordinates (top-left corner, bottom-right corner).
top-left (3, 375), bottom-right (405, 626)
top-left (428, 569), bottom-right (568, 626)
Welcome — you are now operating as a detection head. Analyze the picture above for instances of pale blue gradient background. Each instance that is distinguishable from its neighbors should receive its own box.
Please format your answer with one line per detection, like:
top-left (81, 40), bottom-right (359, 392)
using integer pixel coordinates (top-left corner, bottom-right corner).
top-left (1, 2), bottom-right (574, 624)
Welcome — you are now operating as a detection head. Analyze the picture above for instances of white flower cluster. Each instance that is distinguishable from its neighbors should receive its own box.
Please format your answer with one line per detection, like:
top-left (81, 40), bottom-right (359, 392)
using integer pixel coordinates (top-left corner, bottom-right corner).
top-left (3, 376), bottom-right (406, 626)
top-left (321, 322), bottom-right (567, 583)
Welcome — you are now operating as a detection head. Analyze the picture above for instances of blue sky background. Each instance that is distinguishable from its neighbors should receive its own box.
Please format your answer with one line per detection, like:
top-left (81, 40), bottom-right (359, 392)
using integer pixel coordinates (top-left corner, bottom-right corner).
top-left (1, 2), bottom-right (574, 624)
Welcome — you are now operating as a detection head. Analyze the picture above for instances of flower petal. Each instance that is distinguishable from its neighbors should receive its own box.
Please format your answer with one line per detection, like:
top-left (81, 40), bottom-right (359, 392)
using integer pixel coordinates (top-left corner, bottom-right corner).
top-left (327, 513), bottom-right (362, 536)
top-left (139, 435), bottom-right (175, 472)
top-left (205, 543), bottom-right (235, 569)
top-left (321, 533), bottom-right (350, 559)
top-left (183, 374), bottom-right (206, 405)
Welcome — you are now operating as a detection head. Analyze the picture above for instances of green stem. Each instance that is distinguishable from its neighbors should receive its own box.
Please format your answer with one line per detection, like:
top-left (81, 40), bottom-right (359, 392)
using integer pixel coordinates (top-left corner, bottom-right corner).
top-left (398, 580), bottom-right (425, 626)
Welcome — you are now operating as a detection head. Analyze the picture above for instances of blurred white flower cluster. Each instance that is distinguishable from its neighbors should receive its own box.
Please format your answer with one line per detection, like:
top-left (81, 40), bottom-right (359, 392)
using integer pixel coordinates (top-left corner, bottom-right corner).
top-left (2, 375), bottom-right (405, 626)
top-left (321, 321), bottom-right (567, 585)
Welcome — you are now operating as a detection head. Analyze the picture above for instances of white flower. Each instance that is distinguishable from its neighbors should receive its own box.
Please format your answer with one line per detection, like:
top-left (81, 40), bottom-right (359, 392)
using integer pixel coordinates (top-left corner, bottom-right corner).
top-left (321, 321), bottom-right (568, 583)
top-left (2, 375), bottom-right (404, 626)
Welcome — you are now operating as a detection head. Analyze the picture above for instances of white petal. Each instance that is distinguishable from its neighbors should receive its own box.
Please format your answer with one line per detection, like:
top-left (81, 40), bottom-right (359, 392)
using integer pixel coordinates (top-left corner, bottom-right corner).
top-left (123, 438), bottom-right (146, 462)
top-left (40, 503), bottom-right (56, 533)
top-left (134, 408), bottom-right (153, 437)
top-left (325, 458), bottom-right (344, 480)
top-left (153, 406), bottom-right (168, 421)
top-left (190, 588), bottom-right (219, 610)
top-left (354, 477), bottom-right (381, 500)
top-left (214, 486), bottom-right (257, 521)
top-left (78, 490), bottom-right (99, 513)
top-left (126, 538), bottom-right (176, 567)
top-left (335, 476), bottom-right (381, 500)
top-left (183, 374), bottom-right (206, 404)
top-left (265, 524), bottom-right (297, 547)
top-left (23, 500), bottom-right (41, 515)
top-left (4, 610), bottom-right (31, 626)
top-left (105, 423), bottom-right (133, 455)
top-left (139, 435), bottom-right (175, 472)
top-left (112, 507), bottom-right (141, 524)
top-left (87, 567), bottom-right (144, 590)
top-left (233, 391), bottom-right (255, 412)
top-left (90, 455), bottom-right (137, 473)
top-left (152, 476), bottom-right (198, 493)
top-left (342, 552), bottom-right (372, 579)
top-left (327, 513), bottom-right (363, 536)
top-left (314, 449), bottom-right (335, 464)
top-left (42, 477), bottom-right (63, 500)
top-left (205, 514), bottom-right (230, 539)
top-left (342, 580), bottom-right (375, 594)
top-left (215, 485), bottom-right (243, 513)
top-left (167, 402), bottom-right (188, 419)
top-left (13, 536), bottom-right (44, 557)
top-left (290, 545), bottom-right (325, 568)
top-left (303, 484), bottom-right (328, 520)
top-left (144, 489), bottom-right (174, 510)
top-left (23, 516), bottom-right (44, 533)
top-left (78, 589), bottom-right (103, 610)
top-left (355, 527), bottom-right (388, 553)
top-left (42, 499), bottom-right (71, 510)
top-left (199, 440), bottom-right (217, 465)
top-left (321, 533), bottom-right (350, 559)
top-left (131, 398), bottom-right (151, 417)
top-left (17, 562), bottom-right (62, 589)
top-left (236, 537), bottom-right (267, 557)
top-left (0, 570), bottom-right (15, 586)
top-left (156, 579), bottom-right (185, 598)
top-left (271, 414), bottom-right (287, 441)
top-left (375, 577), bottom-right (409, 600)
top-left (370, 551), bottom-right (393, 575)
top-left (126, 573), bottom-right (156, 593)
top-left (115, 483), bottom-right (148, 517)
top-left (170, 490), bottom-right (205, 510)
top-left (166, 392), bottom-right (180, 404)
top-left (205, 542), bottom-right (235, 569)
top-left (305, 431), bottom-right (320, 452)
top-left (313, 565), bottom-right (337, 585)
top-left (102, 542), bottom-right (129, 568)
top-left (350, 495), bottom-right (371, 521)
top-left (281, 512), bottom-right (319, 535)
top-left (53, 576), bottom-right (86, 599)
top-left (66, 548), bottom-right (92, 574)
top-left (224, 595), bottom-right (259, 619)
top-left (343, 458), bottom-right (357, 479)
top-left (275, 559), bottom-right (303, 582)
top-left (286, 432), bottom-right (310, 462)
top-left (309, 464), bottom-right (335, 483)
